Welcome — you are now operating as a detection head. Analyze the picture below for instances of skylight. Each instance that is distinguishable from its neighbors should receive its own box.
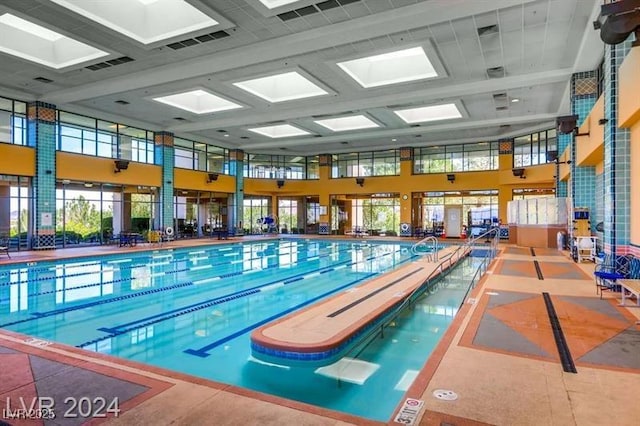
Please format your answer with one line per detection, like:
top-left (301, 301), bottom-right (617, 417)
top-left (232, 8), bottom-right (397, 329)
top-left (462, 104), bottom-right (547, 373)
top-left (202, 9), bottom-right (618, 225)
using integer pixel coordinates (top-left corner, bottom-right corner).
top-left (314, 115), bottom-right (380, 132)
top-left (49, 0), bottom-right (219, 45)
top-left (247, 124), bottom-right (311, 138)
top-left (394, 103), bottom-right (462, 124)
top-left (153, 90), bottom-right (242, 114)
top-left (233, 71), bottom-right (328, 103)
top-left (337, 46), bottom-right (438, 88)
top-left (257, 0), bottom-right (301, 8)
top-left (0, 13), bottom-right (108, 69)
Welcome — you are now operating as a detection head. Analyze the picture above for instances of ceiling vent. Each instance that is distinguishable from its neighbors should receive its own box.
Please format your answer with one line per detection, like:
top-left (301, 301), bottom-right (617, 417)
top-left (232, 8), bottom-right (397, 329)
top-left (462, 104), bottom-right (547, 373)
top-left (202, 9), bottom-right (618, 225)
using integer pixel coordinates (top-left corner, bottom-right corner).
top-left (240, 136), bottom-right (250, 139)
top-left (173, 117), bottom-right (187, 121)
top-left (167, 31), bottom-right (230, 50)
top-left (477, 24), bottom-right (499, 36)
top-left (487, 66), bottom-right (505, 78)
top-left (114, 100), bottom-right (130, 105)
top-left (496, 106), bottom-right (508, 111)
top-left (278, 0), bottom-right (361, 21)
top-left (34, 76), bottom-right (54, 83)
top-left (86, 56), bottom-right (134, 71)
top-left (492, 92), bottom-right (508, 101)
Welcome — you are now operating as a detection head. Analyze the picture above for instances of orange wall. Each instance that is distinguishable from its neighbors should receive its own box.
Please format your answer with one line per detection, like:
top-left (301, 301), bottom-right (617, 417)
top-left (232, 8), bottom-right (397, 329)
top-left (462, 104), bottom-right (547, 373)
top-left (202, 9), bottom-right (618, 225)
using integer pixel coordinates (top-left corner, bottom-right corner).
top-left (0, 144), bottom-right (35, 176)
top-left (174, 168), bottom-right (235, 193)
top-left (619, 47), bottom-right (640, 128)
top-left (57, 152), bottom-right (161, 186)
top-left (576, 95), bottom-right (604, 166)
top-left (631, 121), bottom-right (640, 247)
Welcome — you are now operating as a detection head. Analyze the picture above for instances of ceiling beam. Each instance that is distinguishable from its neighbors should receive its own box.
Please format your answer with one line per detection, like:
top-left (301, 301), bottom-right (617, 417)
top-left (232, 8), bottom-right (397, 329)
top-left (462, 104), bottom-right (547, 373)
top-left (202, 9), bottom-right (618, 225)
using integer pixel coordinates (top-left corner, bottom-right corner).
top-left (42, 0), bottom-right (537, 104)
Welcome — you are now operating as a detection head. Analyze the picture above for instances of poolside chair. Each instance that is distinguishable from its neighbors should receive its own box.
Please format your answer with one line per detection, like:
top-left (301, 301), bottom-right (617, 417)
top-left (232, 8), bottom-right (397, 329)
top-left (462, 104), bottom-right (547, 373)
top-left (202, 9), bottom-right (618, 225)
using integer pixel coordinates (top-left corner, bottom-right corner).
top-left (0, 236), bottom-right (10, 258)
top-left (594, 254), bottom-right (635, 298)
top-left (148, 230), bottom-right (163, 246)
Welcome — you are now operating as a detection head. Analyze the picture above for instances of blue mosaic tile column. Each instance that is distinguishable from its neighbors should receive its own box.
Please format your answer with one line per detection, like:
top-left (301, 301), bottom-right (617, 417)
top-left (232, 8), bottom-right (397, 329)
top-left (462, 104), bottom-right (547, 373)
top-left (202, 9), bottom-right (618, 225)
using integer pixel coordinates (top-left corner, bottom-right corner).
top-left (570, 71), bottom-right (598, 231)
top-left (154, 131), bottom-right (174, 230)
top-left (603, 39), bottom-right (633, 254)
top-left (27, 102), bottom-right (57, 249)
top-left (229, 149), bottom-right (244, 235)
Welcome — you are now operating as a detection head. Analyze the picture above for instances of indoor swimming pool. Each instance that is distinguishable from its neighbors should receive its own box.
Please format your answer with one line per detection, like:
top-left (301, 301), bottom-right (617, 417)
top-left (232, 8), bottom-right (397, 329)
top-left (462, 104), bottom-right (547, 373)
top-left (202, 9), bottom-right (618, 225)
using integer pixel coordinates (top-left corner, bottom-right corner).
top-left (0, 238), bottom-right (479, 421)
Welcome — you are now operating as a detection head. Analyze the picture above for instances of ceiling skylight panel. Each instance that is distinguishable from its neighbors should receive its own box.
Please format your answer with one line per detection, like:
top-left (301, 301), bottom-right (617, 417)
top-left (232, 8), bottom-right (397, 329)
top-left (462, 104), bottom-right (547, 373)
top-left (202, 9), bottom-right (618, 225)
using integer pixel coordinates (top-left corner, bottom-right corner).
top-left (337, 46), bottom-right (438, 88)
top-left (247, 124), bottom-right (311, 138)
top-left (233, 71), bottom-right (328, 103)
top-left (394, 103), bottom-right (462, 124)
top-left (48, 0), bottom-right (220, 45)
top-left (153, 90), bottom-right (242, 114)
top-left (258, 0), bottom-right (301, 9)
top-left (0, 13), bottom-right (108, 69)
top-left (314, 115), bottom-right (380, 132)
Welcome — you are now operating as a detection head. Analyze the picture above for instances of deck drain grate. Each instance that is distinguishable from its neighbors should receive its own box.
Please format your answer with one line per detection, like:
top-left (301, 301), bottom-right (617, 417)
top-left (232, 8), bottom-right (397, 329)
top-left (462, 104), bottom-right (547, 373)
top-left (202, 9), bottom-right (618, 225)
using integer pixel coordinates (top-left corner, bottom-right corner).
top-left (433, 389), bottom-right (458, 401)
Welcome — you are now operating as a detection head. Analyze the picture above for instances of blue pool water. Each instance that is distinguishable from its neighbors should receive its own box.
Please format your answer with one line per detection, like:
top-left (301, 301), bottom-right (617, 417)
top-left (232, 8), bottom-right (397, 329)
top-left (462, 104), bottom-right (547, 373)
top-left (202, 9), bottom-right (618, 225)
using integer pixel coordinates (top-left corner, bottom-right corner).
top-left (0, 238), bottom-right (476, 421)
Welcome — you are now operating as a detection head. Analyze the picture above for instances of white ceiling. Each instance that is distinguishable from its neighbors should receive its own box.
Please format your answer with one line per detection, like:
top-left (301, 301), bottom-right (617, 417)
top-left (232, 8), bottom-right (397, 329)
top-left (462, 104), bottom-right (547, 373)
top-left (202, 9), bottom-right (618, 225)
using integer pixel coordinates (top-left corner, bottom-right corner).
top-left (0, 0), bottom-right (604, 155)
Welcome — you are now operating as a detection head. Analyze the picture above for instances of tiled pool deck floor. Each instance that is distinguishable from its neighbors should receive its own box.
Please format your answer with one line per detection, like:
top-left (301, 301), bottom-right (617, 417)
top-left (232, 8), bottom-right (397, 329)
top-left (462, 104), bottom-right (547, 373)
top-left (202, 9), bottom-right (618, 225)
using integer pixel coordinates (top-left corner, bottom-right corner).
top-left (1, 238), bottom-right (639, 425)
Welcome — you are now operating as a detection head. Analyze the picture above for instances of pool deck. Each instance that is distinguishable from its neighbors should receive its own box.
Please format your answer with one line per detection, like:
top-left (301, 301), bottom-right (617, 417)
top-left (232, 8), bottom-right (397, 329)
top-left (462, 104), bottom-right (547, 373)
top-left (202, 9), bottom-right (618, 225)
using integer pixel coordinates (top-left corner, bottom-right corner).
top-left (1, 237), bottom-right (639, 426)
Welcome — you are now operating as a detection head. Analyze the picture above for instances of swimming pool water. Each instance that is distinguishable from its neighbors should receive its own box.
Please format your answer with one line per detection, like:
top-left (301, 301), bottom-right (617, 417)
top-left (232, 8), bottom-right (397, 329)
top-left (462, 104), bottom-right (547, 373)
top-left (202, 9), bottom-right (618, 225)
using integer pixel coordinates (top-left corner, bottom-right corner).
top-left (0, 239), bottom-right (477, 421)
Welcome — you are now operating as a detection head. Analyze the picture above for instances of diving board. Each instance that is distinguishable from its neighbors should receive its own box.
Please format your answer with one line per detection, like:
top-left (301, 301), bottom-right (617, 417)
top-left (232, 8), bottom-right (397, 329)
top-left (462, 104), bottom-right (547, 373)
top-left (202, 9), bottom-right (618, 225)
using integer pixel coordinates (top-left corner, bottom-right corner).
top-left (250, 245), bottom-right (470, 365)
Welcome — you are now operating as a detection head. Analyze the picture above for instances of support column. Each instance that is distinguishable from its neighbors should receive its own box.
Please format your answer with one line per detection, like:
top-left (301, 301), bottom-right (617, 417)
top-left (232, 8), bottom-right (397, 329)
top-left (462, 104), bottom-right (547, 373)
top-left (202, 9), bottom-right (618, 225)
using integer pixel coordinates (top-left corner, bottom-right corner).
top-left (603, 39), bottom-right (633, 254)
top-left (570, 72), bottom-right (599, 232)
top-left (399, 147), bottom-right (413, 236)
top-left (154, 131), bottom-right (174, 231)
top-left (229, 149), bottom-right (244, 235)
top-left (318, 154), bottom-right (331, 235)
top-left (28, 102), bottom-right (56, 249)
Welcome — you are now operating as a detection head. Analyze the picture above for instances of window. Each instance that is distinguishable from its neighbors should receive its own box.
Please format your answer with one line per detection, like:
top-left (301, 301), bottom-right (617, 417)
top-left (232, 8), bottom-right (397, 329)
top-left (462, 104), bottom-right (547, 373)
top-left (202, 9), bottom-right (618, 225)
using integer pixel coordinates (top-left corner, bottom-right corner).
top-left (0, 96), bottom-right (27, 145)
top-left (414, 141), bottom-right (498, 174)
top-left (513, 129), bottom-right (556, 167)
top-left (245, 155), bottom-right (315, 179)
top-left (331, 150), bottom-right (399, 178)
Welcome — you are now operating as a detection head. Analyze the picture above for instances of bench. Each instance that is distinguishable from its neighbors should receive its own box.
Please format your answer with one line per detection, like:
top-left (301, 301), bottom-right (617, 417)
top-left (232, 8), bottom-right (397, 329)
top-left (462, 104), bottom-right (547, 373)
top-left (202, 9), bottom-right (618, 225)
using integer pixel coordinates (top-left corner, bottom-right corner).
top-left (618, 279), bottom-right (640, 308)
top-left (594, 254), bottom-right (636, 298)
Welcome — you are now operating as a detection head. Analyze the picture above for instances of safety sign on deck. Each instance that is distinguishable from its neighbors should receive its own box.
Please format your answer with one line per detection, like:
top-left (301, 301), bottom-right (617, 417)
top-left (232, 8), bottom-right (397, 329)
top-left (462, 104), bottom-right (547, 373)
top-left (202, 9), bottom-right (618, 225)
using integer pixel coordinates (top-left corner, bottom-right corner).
top-left (393, 398), bottom-right (424, 425)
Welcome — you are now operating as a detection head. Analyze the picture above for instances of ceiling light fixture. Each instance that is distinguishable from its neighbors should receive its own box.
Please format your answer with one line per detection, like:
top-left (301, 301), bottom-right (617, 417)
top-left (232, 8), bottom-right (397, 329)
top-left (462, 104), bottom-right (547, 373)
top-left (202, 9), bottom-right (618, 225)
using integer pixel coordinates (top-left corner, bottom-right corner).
top-left (153, 89), bottom-right (242, 114)
top-left (247, 124), bottom-right (311, 138)
top-left (314, 115), bottom-right (379, 132)
top-left (394, 103), bottom-right (462, 124)
top-left (233, 71), bottom-right (328, 103)
top-left (0, 13), bottom-right (108, 69)
top-left (337, 46), bottom-right (438, 88)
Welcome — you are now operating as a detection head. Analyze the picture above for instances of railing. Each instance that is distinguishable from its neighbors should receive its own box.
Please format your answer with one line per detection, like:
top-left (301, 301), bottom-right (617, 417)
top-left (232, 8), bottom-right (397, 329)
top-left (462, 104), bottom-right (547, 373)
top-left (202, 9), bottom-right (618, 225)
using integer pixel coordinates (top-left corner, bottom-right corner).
top-left (333, 228), bottom-right (500, 385)
top-left (411, 235), bottom-right (439, 261)
top-left (458, 227), bottom-right (500, 308)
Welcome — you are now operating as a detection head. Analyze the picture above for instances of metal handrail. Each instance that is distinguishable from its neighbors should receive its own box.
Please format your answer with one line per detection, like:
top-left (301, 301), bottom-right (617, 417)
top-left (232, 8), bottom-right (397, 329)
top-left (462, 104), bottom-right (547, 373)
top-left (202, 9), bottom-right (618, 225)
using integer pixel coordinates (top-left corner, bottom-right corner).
top-left (334, 227), bottom-right (500, 382)
top-left (411, 235), bottom-right (439, 261)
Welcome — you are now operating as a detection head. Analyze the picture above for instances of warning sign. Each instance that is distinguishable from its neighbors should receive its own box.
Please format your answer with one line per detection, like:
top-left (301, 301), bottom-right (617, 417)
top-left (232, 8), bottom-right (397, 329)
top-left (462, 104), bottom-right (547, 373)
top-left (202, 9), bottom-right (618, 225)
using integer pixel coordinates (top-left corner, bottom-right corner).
top-left (393, 398), bottom-right (424, 425)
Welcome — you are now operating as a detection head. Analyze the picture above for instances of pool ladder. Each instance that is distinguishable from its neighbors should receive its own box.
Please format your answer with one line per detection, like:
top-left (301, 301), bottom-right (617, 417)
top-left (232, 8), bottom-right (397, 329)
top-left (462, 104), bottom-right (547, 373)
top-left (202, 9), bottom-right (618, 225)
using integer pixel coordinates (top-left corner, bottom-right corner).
top-left (411, 236), bottom-right (439, 262)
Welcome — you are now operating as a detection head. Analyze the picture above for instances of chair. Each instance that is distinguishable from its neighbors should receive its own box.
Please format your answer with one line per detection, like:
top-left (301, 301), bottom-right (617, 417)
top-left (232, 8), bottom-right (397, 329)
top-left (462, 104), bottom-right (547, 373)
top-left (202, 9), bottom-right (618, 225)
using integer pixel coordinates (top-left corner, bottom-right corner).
top-left (148, 230), bottom-right (163, 246)
top-left (594, 254), bottom-right (634, 298)
top-left (0, 236), bottom-right (10, 258)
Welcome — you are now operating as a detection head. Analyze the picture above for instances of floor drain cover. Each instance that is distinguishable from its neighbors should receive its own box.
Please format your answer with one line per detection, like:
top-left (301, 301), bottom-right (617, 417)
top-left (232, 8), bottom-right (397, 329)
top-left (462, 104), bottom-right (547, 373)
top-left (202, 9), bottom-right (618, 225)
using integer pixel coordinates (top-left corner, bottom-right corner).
top-left (433, 389), bottom-right (458, 401)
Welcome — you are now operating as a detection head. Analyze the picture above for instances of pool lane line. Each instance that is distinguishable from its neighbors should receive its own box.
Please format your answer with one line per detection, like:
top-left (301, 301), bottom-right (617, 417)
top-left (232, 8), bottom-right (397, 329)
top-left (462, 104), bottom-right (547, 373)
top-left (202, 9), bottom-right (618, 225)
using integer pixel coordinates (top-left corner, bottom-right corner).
top-left (0, 281), bottom-right (195, 329)
top-left (534, 260), bottom-right (544, 280)
top-left (2, 244), bottom-right (394, 327)
top-left (0, 240), bottom-right (371, 290)
top-left (327, 267), bottom-right (424, 318)
top-left (94, 252), bottom-right (397, 334)
top-left (78, 250), bottom-right (414, 348)
top-left (542, 292), bottom-right (577, 373)
top-left (530, 247), bottom-right (536, 257)
top-left (183, 272), bottom-right (379, 358)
